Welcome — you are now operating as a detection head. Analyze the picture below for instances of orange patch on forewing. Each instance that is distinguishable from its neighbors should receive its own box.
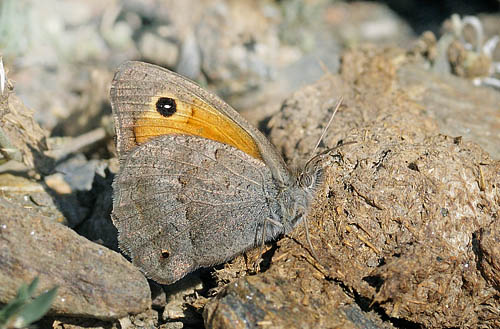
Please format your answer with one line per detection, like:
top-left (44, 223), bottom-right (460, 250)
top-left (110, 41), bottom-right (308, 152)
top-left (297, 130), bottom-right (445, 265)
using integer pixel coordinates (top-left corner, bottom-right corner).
top-left (133, 94), bottom-right (262, 160)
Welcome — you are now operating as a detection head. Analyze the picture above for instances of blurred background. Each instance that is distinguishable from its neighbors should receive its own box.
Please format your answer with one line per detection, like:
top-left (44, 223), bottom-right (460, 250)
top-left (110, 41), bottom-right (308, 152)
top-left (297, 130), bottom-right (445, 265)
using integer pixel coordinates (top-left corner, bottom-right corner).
top-left (1, 0), bottom-right (499, 143)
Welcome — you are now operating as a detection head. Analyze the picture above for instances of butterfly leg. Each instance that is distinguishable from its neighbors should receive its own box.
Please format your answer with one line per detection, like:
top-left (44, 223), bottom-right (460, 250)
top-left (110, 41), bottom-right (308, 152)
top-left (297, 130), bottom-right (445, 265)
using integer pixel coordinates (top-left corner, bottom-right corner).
top-left (250, 214), bottom-right (284, 273)
top-left (302, 215), bottom-right (320, 262)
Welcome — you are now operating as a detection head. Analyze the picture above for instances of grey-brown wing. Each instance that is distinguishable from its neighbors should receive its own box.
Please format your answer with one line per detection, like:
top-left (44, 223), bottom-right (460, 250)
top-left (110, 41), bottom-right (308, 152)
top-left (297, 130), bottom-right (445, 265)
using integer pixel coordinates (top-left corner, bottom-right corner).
top-left (112, 134), bottom-right (281, 284)
top-left (110, 61), bottom-right (291, 184)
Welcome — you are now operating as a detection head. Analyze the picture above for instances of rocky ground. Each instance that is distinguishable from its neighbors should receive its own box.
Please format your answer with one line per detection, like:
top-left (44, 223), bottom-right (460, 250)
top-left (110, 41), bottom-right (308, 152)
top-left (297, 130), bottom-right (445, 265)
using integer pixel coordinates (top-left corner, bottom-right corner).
top-left (0, 0), bottom-right (499, 328)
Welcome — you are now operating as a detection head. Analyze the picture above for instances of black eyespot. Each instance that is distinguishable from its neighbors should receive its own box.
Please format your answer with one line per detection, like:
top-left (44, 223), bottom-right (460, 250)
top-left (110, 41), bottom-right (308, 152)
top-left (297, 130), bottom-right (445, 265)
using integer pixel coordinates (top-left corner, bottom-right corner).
top-left (408, 162), bottom-right (419, 171)
top-left (156, 97), bottom-right (176, 117)
top-left (160, 249), bottom-right (170, 259)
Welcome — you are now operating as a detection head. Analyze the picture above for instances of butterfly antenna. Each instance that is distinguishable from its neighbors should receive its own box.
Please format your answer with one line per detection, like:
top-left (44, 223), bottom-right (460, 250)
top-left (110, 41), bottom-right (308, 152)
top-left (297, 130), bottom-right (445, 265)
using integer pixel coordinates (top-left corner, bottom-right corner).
top-left (310, 96), bottom-right (343, 159)
top-left (304, 218), bottom-right (320, 262)
top-left (300, 97), bottom-right (348, 270)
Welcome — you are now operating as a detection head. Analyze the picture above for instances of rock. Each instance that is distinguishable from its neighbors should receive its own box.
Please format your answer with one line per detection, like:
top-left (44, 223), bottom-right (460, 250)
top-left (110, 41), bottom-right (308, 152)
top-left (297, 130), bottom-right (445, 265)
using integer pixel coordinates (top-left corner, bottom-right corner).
top-left (257, 47), bottom-right (499, 328)
top-left (204, 275), bottom-right (392, 329)
top-left (161, 274), bottom-right (204, 326)
top-left (45, 173), bottom-right (73, 194)
top-left (0, 89), bottom-right (53, 173)
top-left (0, 196), bottom-right (151, 320)
top-left (51, 154), bottom-right (106, 192)
top-left (128, 309), bottom-right (159, 329)
top-left (50, 68), bottom-right (114, 137)
top-left (323, 1), bottom-right (415, 46)
top-left (176, 31), bottom-right (201, 80)
top-left (0, 173), bottom-right (87, 228)
top-left (397, 62), bottom-right (500, 160)
top-left (479, 219), bottom-right (500, 291)
top-left (139, 32), bottom-right (179, 70)
top-left (45, 317), bottom-right (117, 329)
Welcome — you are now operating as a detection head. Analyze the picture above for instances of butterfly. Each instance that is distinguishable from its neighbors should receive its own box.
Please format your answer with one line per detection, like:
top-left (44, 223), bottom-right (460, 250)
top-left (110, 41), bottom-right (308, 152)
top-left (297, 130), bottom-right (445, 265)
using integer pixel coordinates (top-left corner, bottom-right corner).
top-left (110, 61), bottom-right (337, 284)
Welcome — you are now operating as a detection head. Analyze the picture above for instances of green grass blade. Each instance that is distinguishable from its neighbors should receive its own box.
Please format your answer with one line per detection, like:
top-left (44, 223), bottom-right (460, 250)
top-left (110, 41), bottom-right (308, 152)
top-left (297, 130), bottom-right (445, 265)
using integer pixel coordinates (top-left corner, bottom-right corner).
top-left (25, 277), bottom-right (39, 298)
top-left (12, 286), bottom-right (58, 328)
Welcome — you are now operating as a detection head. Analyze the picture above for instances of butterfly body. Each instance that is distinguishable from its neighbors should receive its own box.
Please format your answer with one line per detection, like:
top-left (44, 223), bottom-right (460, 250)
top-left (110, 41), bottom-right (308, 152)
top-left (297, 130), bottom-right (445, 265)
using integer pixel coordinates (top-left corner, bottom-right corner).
top-left (110, 61), bottom-right (318, 284)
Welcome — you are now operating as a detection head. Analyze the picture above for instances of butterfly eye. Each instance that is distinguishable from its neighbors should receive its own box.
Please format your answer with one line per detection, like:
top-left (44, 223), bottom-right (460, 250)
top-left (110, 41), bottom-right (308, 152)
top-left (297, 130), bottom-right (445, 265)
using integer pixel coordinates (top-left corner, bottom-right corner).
top-left (156, 97), bottom-right (177, 117)
top-left (299, 172), bottom-right (314, 189)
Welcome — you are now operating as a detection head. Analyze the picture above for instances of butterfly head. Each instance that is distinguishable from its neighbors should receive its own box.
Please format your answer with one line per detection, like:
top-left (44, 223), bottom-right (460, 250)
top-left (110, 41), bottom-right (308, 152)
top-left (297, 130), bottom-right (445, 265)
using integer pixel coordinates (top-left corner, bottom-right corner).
top-left (274, 158), bottom-right (325, 235)
top-left (282, 143), bottom-right (352, 231)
